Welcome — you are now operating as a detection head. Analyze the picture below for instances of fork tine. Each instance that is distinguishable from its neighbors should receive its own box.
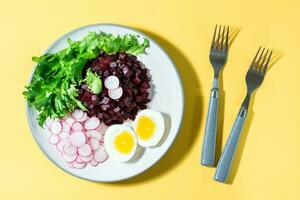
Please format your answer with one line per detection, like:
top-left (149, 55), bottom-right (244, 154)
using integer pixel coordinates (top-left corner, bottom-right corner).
top-left (259, 49), bottom-right (269, 72)
top-left (211, 25), bottom-right (217, 49)
top-left (220, 26), bottom-right (225, 50)
top-left (216, 25), bottom-right (221, 49)
top-left (263, 50), bottom-right (273, 74)
top-left (225, 26), bottom-right (229, 50)
top-left (250, 47), bottom-right (261, 68)
top-left (256, 48), bottom-right (265, 70)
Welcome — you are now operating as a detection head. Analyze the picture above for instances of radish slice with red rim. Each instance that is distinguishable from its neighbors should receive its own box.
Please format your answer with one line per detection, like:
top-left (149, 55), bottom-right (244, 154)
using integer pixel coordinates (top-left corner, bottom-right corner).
top-left (62, 122), bottom-right (71, 132)
top-left (59, 131), bottom-right (70, 141)
top-left (84, 117), bottom-right (100, 130)
top-left (70, 131), bottom-right (86, 147)
top-left (80, 154), bottom-right (93, 162)
top-left (76, 156), bottom-right (84, 163)
top-left (45, 118), bottom-right (54, 128)
top-left (94, 145), bottom-right (108, 163)
top-left (77, 112), bottom-right (88, 122)
top-left (78, 144), bottom-right (92, 156)
top-left (104, 75), bottom-right (120, 90)
top-left (56, 140), bottom-right (66, 152)
top-left (108, 87), bottom-right (123, 100)
top-left (72, 122), bottom-right (83, 132)
top-left (63, 153), bottom-right (77, 163)
top-left (72, 109), bottom-right (84, 120)
top-left (86, 130), bottom-right (102, 141)
top-left (89, 138), bottom-right (100, 150)
top-left (50, 121), bottom-right (62, 135)
top-left (63, 145), bottom-right (77, 156)
top-left (64, 117), bottom-right (75, 126)
top-left (49, 134), bottom-right (60, 145)
top-left (96, 123), bottom-right (108, 135)
top-left (72, 161), bottom-right (87, 169)
top-left (89, 159), bottom-right (99, 167)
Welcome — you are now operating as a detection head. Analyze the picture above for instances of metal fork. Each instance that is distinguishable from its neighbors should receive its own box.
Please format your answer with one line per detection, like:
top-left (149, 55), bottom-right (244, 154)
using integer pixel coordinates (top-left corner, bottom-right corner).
top-left (201, 25), bottom-right (229, 166)
top-left (214, 47), bottom-right (273, 183)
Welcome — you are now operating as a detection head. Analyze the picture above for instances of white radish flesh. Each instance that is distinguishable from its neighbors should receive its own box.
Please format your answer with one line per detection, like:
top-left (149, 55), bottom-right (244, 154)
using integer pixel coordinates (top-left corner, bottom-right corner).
top-left (56, 140), bottom-right (66, 152)
top-left (59, 132), bottom-right (70, 141)
top-left (49, 134), bottom-right (60, 145)
top-left (89, 138), bottom-right (100, 150)
top-left (67, 162), bottom-right (75, 168)
top-left (62, 122), bottom-right (71, 132)
top-left (86, 130), bottom-right (102, 141)
top-left (72, 122), bottom-right (83, 132)
top-left (50, 121), bottom-right (62, 135)
top-left (70, 131), bottom-right (86, 147)
top-left (80, 154), bottom-right (93, 162)
top-left (89, 159), bottom-right (99, 167)
top-left (78, 144), bottom-right (92, 156)
top-left (45, 118), bottom-right (54, 128)
top-left (64, 117), bottom-right (75, 126)
top-left (72, 161), bottom-right (87, 169)
top-left (104, 75), bottom-right (120, 89)
top-left (76, 112), bottom-right (88, 122)
top-left (72, 109), bottom-right (84, 120)
top-left (84, 117), bottom-right (100, 130)
top-left (63, 153), bottom-right (77, 163)
top-left (97, 123), bottom-right (108, 135)
top-left (108, 87), bottom-right (123, 100)
top-left (63, 145), bottom-right (77, 156)
top-left (94, 145), bottom-right (108, 163)
top-left (76, 156), bottom-right (84, 163)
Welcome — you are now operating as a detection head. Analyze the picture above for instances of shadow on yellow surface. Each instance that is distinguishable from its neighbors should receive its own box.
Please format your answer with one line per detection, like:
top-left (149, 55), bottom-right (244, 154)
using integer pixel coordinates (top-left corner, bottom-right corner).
top-left (226, 52), bottom-right (284, 184)
top-left (107, 29), bottom-right (203, 184)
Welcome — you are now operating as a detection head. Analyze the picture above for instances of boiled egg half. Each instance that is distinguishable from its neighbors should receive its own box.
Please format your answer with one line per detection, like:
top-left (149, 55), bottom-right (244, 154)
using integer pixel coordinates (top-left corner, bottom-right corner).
top-left (133, 109), bottom-right (165, 147)
top-left (104, 125), bottom-right (137, 162)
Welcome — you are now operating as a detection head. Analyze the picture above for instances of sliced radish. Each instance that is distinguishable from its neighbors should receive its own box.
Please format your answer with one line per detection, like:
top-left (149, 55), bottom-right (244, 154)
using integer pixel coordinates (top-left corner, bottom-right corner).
top-left (104, 75), bottom-right (120, 89)
top-left (89, 138), bottom-right (100, 150)
top-left (78, 144), bottom-right (92, 156)
top-left (67, 162), bottom-right (75, 168)
top-left (94, 145), bottom-right (108, 163)
top-left (63, 145), bottom-right (77, 156)
top-left (97, 123), bottom-right (108, 135)
top-left (70, 131), bottom-right (86, 147)
top-left (45, 118), bottom-right (54, 128)
top-left (72, 161), bottom-right (87, 169)
top-left (50, 121), bottom-right (62, 135)
top-left (64, 117), bottom-right (75, 126)
top-left (80, 154), bottom-right (93, 162)
top-left (72, 109), bottom-right (84, 120)
top-left (89, 159), bottom-right (99, 167)
top-left (72, 122), bottom-right (83, 132)
top-left (76, 156), bottom-right (84, 163)
top-left (84, 117), bottom-right (100, 130)
top-left (59, 131), bottom-right (70, 141)
top-left (76, 112), bottom-right (88, 122)
top-left (56, 140), bottom-right (66, 152)
top-left (49, 134), bottom-right (60, 145)
top-left (63, 153), bottom-right (77, 163)
top-left (86, 130), bottom-right (102, 141)
top-left (100, 136), bottom-right (104, 144)
top-left (108, 87), bottom-right (123, 100)
top-left (62, 122), bottom-right (71, 132)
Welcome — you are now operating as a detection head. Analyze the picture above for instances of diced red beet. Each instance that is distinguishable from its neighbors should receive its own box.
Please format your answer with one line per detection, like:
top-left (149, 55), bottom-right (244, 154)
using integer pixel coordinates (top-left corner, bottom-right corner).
top-left (78, 52), bottom-right (151, 126)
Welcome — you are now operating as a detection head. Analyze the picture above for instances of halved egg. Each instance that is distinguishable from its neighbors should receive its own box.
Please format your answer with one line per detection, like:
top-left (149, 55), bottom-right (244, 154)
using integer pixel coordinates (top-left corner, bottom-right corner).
top-left (133, 109), bottom-right (165, 147)
top-left (104, 125), bottom-right (137, 162)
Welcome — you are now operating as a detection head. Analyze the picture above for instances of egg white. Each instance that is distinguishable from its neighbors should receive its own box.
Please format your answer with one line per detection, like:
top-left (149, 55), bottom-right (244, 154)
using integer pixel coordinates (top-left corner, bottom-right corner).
top-left (104, 125), bottom-right (137, 162)
top-left (133, 109), bottom-right (165, 147)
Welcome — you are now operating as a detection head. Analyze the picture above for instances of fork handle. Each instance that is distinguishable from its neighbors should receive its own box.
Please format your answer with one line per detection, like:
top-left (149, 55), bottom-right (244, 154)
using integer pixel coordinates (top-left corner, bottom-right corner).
top-left (214, 107), bottom-right (248, 183)
top-left (201, 88), bottom-right (219, 166)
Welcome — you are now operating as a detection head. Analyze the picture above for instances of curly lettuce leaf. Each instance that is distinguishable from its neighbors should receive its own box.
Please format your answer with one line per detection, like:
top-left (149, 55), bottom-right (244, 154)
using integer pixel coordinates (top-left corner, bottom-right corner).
top-left (23, 32), bottom-right (150, 126)
top-left (85, 69), bottom-right (102, 94)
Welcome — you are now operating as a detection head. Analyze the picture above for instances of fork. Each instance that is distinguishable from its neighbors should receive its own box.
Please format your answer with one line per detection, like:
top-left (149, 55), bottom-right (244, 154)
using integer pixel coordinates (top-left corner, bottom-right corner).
top-left (214, 47), bottom-right (273, 183)
top-left (201, 25), bottom-right (229, 166)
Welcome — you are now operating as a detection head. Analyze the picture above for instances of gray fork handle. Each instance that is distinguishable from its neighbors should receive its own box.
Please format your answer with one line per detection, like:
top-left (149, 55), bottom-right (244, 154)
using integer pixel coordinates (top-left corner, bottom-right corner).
top-left (214, 108), bottom-right (248, 183)
top-left (201, 88), bottom-right (219, 166)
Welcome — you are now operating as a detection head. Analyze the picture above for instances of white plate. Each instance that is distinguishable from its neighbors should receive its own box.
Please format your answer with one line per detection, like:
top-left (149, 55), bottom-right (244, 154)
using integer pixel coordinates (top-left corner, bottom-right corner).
top-left (26, 24), bottom-right (184, 182)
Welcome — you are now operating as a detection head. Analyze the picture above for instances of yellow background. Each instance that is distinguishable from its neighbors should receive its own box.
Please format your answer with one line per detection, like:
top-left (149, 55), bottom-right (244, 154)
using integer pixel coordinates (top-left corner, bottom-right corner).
top-left (1, 0), bottom-right (299, 199)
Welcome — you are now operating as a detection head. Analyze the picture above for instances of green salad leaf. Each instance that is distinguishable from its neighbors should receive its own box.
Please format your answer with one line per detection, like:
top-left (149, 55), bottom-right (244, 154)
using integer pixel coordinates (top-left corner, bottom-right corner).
top-left (23, 32), bottom-right (150, 126)
top-left (85, 69), bottom-right (102, 94)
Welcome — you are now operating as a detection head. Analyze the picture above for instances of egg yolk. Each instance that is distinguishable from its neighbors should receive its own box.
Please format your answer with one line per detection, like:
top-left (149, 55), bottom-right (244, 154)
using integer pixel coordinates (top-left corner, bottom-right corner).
top-left (114, 131), bottom-right (134, 154)
top-left (136, 116), bottom-right (156, 140)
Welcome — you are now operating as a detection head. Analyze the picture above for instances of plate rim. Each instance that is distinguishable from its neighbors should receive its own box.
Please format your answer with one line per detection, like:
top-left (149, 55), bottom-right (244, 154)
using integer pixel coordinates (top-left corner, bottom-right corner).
top-left (26, 23), bottom-right (185, 182)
